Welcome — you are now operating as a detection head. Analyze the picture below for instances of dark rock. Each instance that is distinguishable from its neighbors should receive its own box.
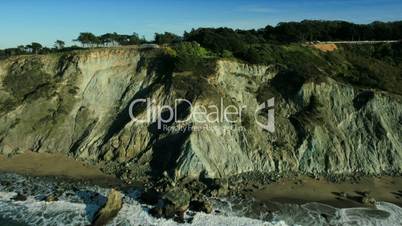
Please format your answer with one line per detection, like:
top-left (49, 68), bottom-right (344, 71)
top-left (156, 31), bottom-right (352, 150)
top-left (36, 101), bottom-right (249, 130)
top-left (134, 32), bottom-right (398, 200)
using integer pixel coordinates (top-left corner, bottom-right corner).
top-left (12, 193), bottom-right (27, 201)
top-left (353, 91), bottom-right (374, 110)
top-left (149, 207), bottom-right (163, 218)
top-left (190, 199), bottom-right (213, 214)
top-left (173, 212), bottom-right (185, 224)
top-left (150, 187), bottom-right (192, 220)
top-left (140, 189), bottom-right (160, 205)
top-left (163, 188), bottom-right (191, 213)
top-left (163, 202), bottom-right (177, 219)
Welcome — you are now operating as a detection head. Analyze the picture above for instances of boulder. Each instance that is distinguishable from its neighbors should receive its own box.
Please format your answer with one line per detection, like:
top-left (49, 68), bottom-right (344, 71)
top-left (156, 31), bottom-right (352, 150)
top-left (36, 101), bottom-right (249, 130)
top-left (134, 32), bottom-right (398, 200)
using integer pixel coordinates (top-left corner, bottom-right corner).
top-left (149, 206), bottom-right (164, 218)
top-left (163, 188), bottom-right (191, 213)
top-left (12, 193), bottom-right (27, 201)
top-left (362, 196), bottom-right (376, 206)
top-left (92, 189), bottom-right (123, 226)
top-left (190, 199), bottom-right (213, 214)
top-left (139, 189), bottom-right (160, 205)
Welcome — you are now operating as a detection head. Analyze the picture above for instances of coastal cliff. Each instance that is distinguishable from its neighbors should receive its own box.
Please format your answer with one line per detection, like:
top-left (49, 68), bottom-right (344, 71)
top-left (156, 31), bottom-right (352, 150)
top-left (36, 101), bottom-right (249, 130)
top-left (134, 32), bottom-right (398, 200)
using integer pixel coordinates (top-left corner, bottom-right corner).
top-left (0, 46), bottom-right (401, 182)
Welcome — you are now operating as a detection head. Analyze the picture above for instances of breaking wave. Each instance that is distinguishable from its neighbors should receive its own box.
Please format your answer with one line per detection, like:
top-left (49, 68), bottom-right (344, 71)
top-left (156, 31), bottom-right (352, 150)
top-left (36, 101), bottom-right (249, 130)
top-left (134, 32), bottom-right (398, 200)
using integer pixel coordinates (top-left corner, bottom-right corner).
top-left (1, 173), bottom-right (401, 226)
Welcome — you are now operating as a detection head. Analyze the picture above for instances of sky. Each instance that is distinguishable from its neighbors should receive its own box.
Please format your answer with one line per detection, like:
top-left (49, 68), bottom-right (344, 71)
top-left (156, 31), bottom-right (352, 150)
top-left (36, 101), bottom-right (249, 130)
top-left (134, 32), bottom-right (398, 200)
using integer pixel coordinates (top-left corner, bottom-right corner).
top-left (0, 0), bottom-right (401, 48)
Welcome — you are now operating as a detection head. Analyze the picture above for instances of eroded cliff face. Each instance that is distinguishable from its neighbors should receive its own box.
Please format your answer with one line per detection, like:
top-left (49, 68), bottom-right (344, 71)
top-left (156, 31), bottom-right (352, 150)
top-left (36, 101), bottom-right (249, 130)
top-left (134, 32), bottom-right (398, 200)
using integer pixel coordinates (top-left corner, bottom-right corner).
top-left (0, 47), bottom-right (401, 181)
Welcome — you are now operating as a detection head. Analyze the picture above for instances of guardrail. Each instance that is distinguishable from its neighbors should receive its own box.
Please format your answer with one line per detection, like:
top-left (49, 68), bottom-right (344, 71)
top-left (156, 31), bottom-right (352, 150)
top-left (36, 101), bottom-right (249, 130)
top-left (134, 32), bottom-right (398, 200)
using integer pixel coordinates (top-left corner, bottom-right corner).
top-left (308, 40), bottom-right (401, 44)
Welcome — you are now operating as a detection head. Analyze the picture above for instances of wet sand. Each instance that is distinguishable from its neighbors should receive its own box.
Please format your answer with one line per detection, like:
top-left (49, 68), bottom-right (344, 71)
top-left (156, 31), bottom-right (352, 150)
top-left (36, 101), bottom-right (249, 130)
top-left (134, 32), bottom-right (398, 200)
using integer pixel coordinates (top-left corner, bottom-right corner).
top-left (253, 176), bottom-right (402, 208)
top-left (0, 151), bottom-right (118, 185)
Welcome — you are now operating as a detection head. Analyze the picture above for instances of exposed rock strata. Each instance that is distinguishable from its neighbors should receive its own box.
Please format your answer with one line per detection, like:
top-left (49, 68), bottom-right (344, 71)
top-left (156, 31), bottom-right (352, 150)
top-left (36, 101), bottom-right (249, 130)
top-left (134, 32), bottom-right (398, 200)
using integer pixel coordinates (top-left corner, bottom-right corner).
top-left (0, 47), bottom-right (401, 181)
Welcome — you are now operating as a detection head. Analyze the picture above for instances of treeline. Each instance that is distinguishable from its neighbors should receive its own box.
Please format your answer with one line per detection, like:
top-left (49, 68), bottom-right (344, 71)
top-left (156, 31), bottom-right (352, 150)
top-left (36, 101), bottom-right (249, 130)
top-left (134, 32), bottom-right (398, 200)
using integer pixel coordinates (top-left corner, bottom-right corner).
top-left (73, 31), bottom-right (183, 47)
top-left (265, 20), bottom-right (402, 42)
top-left (0, 31), bottom-right (182, 59)
top-left (0, 32), bottom-right (148, 59)
top-left (183, 20), bottom-right (402, 54)
top-left (1, 20), bottom-right (401, 60)
top-left (0, 41), bottom-right (85, 59)
top-left (73, 32), bottom-right (147, 47)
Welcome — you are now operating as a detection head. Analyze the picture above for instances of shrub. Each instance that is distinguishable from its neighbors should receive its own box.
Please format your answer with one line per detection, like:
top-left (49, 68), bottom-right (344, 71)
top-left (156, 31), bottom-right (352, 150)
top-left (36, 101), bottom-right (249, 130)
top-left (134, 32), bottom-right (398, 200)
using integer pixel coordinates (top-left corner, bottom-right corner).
top-left (173, 42), bottom-right (210, 71)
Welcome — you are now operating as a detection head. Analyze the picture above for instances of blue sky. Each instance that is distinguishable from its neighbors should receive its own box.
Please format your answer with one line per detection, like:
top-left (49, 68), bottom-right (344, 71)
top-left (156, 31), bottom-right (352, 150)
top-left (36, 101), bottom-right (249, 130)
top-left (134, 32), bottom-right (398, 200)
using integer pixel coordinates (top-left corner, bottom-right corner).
top-left (0, 0), bottom-right (401, 48)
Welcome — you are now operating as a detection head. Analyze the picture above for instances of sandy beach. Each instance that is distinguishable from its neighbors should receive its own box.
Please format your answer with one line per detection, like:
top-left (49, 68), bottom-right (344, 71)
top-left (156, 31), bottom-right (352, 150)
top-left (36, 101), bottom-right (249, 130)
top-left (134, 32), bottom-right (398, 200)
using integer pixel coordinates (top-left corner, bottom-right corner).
top-left (0, 151), bottom-right (118, 185)
top-left (253, 176), bottom-right (402, 208)
top-left (2, 151), bottom-right (402, 209)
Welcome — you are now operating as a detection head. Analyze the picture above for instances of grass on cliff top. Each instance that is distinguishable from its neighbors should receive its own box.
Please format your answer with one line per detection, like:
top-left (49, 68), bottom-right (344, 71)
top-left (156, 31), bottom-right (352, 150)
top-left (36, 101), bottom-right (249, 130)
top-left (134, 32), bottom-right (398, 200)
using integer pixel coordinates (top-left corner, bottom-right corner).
top-left (326, 44), bottom-right (402, 95)
top-left (162, 41), bottom-right (401, 96)
top-left (236, 43), bottom-right (402, 95)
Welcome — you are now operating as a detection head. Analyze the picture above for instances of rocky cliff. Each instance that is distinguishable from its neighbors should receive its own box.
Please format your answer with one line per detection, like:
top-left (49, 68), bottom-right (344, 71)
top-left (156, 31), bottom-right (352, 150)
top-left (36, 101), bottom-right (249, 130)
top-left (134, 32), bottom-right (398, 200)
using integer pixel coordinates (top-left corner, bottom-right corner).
top-left (0, 47), bottom-right (401, 182)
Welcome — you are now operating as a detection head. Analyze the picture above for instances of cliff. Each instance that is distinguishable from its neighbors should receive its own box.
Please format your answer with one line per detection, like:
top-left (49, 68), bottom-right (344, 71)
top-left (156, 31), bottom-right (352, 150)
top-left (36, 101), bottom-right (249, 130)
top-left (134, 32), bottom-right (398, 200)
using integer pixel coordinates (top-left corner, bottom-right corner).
top-left (0, 46), bottom-right (401, 182)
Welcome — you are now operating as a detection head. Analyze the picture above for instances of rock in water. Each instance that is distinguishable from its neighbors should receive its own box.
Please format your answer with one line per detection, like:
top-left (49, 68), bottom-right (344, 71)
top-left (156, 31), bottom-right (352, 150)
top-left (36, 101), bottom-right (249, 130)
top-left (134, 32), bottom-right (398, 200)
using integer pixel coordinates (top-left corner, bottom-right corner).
top-left (362, 196), bottom-right (376, 206)
top-left (11, 193), bottom-right (27, 201)
top-left (162, 188), bottom-right (191, 219)
top-left (139, 188), bottom-right (160, 205)
top-left (190, 199), bottom-right (213, 214)
top-left (45, 195), bottom-right (58, 202)
top-left (149, 206), bottom-right (164, 218)
top-left (92, 189), bottom-right (123, 226)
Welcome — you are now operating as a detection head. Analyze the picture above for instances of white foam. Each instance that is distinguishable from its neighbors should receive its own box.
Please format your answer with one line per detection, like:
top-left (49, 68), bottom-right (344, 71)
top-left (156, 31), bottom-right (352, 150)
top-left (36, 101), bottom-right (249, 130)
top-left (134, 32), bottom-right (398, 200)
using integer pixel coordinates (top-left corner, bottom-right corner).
top-left (2, 174), bottom-right (402, 226)
top-left (110, 199), bottom-right (288, 226)
top-left (0, 191), bottom-right (17, 201)
top-left (0, 196), bottom-right (91, 225)
top-left (0, 192), bottom-right (288, 226)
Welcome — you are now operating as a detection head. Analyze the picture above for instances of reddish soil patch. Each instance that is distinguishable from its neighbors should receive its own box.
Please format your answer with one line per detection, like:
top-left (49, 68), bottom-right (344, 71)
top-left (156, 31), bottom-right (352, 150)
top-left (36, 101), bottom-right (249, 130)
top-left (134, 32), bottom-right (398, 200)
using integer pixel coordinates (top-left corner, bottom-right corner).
top-left (312, 43), bottom-right (338, 52)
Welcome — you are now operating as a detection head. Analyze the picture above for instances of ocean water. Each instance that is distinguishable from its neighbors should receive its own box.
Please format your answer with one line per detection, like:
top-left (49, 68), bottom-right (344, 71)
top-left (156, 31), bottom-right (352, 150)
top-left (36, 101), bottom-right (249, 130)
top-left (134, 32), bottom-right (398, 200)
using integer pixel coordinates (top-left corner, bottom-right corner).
top-left (0, 173), bottom-right (401, 226)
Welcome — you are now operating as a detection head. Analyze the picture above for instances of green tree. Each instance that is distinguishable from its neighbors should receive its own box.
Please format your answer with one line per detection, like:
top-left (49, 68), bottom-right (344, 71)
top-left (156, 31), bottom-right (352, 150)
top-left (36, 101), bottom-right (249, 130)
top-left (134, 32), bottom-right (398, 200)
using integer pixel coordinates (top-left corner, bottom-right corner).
top-left (155, 32), bottom-right (182, 44)
top-left (74, 32), bottom-right (99, 47)
top-left (173, 42), bottom-right (209, 71)
top-left (99, 33), bottom-right (117, 46)
top-left (126, 32), bottom-right (142, 45)
top-left (54, 40), bottom-right (65, 50)
top-left (29, 42), bottom-right (42, 54)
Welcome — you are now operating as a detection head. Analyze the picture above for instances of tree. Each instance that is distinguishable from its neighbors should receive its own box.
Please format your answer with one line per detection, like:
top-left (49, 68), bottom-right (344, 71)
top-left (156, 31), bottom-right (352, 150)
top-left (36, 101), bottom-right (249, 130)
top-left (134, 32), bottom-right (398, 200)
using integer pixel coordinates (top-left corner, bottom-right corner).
top-left (54, 40), bottom-right (65, 50)
top-left (155, 32), bottom-right (182, 44)
top-left (29, 42), bottom-right (42, 54)
top-left (74, 32), bottom-right (99, 47)
top-left (99, 33), bottom-right (117, 46)
top-left (17, 45), bottom-right (26, 52)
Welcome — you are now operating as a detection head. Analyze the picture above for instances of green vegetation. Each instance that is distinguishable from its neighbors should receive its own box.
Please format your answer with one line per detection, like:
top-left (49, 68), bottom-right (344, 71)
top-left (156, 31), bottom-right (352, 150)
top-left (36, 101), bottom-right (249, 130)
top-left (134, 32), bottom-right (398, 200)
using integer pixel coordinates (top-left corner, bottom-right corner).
top-left (168, 42), bottom-right (211, 71)
top-left (1, 20), bottom-right (401, 95)
top-left (331, 44), bottom-right (402, 94)
top-left (2, 20), bottom-right (400, 59)
top-left (185, 20), bottom-right (402, 47)
top-left (155, 32), bottom-right (182, 45)
top-left (0, 32), bottom-right (147, 59)
top-left (54, 40), bottom-right (65, 50)
top-left (0, 42), bottom-right (83, 59)
top-left (74, 32), bottom-right (146, 47)
top-left (183, 20), bottom-right (402, 63)
top-left (3, 59), bottom-right (52, 100)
